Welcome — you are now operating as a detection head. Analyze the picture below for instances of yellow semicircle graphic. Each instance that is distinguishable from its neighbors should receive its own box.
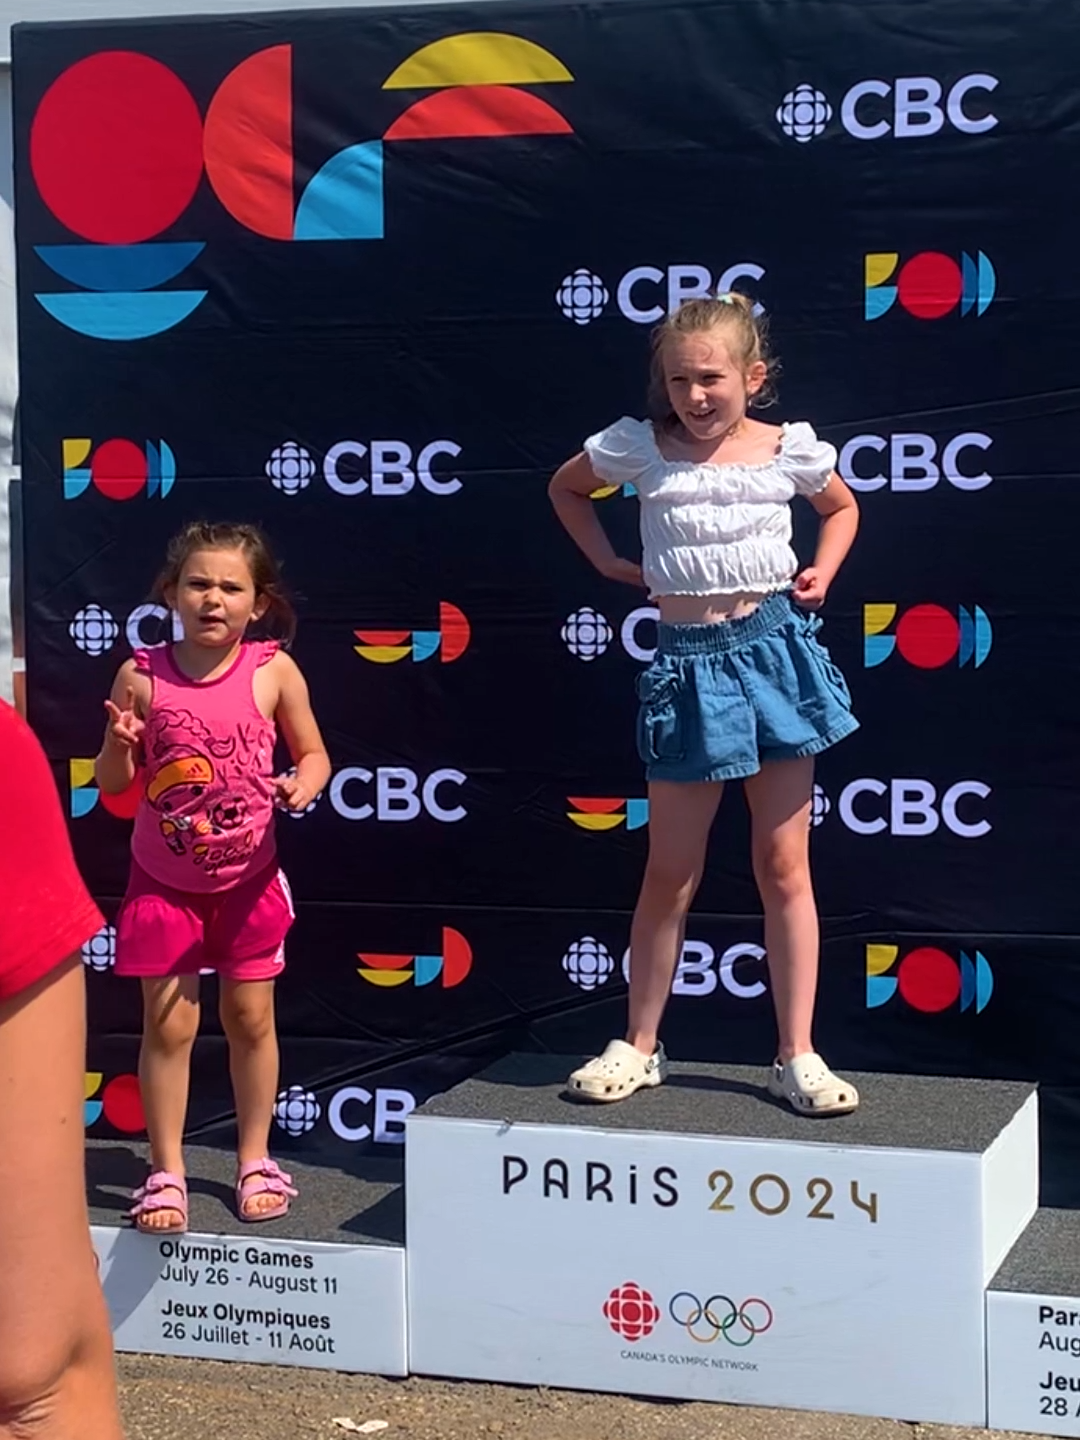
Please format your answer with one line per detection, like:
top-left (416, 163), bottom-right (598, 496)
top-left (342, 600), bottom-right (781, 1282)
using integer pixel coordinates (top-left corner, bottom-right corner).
top-left (354, 645), bottom-right (412, 663)
top-left (384, 32), bottom-right (573, 90)
top-left (568, 813), bottom-right (625, 831)
top-left (358, 969), bottom-right (414, 986)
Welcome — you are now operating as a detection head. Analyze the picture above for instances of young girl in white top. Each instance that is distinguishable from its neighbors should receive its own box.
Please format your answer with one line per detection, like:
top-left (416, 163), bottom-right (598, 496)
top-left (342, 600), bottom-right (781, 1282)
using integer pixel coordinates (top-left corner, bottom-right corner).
top-left (549, 293), bottom-right (860, 1115)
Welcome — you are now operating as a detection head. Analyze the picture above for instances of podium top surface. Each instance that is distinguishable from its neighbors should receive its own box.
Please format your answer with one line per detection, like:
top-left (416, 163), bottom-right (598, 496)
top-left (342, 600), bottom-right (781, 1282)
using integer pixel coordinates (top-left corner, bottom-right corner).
top-left (86, 1140), bottom-right (404, 1247)
top-left (991, 1209), bottom-right (1080, 1296)
top-left (415, 1054), bottom-right (1034, 1154)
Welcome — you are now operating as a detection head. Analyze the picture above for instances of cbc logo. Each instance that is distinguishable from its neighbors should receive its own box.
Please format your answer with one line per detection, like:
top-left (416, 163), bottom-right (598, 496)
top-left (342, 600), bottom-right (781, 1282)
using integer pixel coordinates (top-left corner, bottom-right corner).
top-left (562, 606), bottom-right (658, 663)
top-left (265, 439), bottom-right (462, 497)
top-left (817, 779), bottom-right (991, 838)
top-left (561, 936), bottom-right (767, 999)
top-left (642, 941), bottom-right (768, 999)
top-left (561, 608), bottom-right (615, 661)
top-left (273, 1084), bottom-right (415, 1144)
top-left (70, 602), bottom-right (184, 656)
top-left (556, 263), bottom-right (765, 326)
top-left (329, 766), bottom-right (467, 823)
top-left (82, 924), bottom-right (116, 972)
top-left (777, 74), bottom-right (998, 143)
top-left (328, 1086), bottom-right (415, 1144)
top-left (273, 1085), bottom-right (321, 1136)
top-left (839, 433), bottom-right (992, 492)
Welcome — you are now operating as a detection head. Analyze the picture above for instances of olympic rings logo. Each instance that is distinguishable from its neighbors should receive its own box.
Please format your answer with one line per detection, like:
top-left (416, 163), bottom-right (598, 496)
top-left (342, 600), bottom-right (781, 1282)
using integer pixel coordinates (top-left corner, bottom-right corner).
top-left (668, 1293), bottom-right (774, 1346)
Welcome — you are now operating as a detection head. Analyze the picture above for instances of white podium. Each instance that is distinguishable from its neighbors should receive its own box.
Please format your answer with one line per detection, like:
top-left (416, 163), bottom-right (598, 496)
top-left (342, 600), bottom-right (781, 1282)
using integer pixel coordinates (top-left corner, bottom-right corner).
top-left (88, 1142), bottom-right (406, 1376)
top-left (406, 1056), bottom-right (1037, 1425)
top-left (988, 1210), bottom-right (1080, 1435)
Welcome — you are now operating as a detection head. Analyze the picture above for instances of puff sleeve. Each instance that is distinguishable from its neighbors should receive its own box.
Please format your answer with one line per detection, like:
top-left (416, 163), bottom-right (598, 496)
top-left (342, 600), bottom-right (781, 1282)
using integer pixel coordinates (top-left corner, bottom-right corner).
top-left (583, 416), bottom-right (656, 493)
top-left (781, 422), bottom-right (838, 497)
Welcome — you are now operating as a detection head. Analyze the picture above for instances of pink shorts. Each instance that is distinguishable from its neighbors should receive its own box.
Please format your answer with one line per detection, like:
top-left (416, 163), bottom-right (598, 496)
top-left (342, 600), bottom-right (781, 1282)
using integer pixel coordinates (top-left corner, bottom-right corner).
top-left (115, 862), bottom-right (295, 981)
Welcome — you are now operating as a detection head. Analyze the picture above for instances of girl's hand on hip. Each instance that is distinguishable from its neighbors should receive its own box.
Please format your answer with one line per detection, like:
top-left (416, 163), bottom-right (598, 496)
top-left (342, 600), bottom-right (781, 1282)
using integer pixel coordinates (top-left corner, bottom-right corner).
top-left (793, 568), bottom-right (829, 609)
top-left (601, 557), bottom-right (646, 588)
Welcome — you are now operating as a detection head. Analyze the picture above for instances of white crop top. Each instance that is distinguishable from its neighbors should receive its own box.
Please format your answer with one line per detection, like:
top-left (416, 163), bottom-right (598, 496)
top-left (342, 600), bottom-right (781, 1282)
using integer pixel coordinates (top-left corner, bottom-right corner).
top-left (583, 417), bottom-right (837, 598)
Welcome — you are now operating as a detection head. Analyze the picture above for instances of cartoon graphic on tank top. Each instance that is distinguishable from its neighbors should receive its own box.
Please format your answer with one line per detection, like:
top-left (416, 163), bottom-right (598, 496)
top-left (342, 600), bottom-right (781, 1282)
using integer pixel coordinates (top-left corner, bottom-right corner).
top-left (131, 643), bottom-right (279, 892)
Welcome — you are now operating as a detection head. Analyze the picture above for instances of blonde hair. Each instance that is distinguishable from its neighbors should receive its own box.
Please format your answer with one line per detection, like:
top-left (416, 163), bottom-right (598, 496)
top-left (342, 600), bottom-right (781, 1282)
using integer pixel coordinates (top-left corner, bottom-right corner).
top-left (648, 293), bottom-right (779, 428)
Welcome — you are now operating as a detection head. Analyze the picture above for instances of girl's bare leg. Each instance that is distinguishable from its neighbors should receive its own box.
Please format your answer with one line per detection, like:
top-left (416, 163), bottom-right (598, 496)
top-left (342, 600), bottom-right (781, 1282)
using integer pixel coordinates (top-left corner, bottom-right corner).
top-left (626, 780), bottom-right (724, 1055)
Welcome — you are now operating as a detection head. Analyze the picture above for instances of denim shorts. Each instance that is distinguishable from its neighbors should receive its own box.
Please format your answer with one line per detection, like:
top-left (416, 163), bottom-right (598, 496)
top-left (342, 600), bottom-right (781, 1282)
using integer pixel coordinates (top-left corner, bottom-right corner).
top-left (635, 591), bottom-right (859, 783)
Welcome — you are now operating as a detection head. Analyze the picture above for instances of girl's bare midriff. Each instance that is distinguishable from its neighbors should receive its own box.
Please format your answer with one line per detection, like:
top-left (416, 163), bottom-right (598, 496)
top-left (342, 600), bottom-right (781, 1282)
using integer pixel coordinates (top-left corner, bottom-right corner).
top-left (657, 590), bottom-right (768, 625)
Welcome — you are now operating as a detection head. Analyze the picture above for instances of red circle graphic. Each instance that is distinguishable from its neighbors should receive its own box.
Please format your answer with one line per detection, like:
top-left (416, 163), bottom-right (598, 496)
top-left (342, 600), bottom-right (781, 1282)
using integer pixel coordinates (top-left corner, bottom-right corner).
top-left (102, 1074), bottom-right (146, 1133)
top-left (895, 604), bottom-right (960, 669)
top-left (91, 438), bottom-right (147, 501)
top-left (31, 52), bottom-right (204, 244)
top-left (897, 252), bottom-right (962, 320)
top-left (897, 947), bottom-right (961, 1013)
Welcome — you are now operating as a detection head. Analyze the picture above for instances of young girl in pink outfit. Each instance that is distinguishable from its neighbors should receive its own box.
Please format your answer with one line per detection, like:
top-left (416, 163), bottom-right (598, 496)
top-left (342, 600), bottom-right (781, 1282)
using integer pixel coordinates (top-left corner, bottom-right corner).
top-left (95, 522), bottom-right (330, 1233)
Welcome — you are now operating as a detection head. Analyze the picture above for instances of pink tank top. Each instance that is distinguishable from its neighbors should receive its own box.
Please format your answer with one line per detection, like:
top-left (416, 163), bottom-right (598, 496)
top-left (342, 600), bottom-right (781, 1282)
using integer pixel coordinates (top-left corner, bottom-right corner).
top-left (131, 641), bottom-right (279, 893)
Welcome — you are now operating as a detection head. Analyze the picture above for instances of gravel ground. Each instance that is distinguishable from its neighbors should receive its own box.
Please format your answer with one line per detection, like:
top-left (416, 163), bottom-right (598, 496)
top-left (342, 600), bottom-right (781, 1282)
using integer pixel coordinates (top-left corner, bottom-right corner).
top-left (116, 1355), bottom-right (1044, 1440)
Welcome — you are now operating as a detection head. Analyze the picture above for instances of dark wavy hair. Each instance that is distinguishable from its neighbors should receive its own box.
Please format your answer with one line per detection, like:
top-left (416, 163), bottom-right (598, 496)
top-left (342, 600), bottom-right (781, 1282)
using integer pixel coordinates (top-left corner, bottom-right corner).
top-left (153, 521), bottom-right (297, 645)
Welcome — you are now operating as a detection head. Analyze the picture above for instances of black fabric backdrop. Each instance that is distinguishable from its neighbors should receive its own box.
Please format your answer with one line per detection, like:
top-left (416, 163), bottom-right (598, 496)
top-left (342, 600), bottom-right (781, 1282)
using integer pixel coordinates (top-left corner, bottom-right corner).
top-left (12, 0), bottom-right (1080, 1199)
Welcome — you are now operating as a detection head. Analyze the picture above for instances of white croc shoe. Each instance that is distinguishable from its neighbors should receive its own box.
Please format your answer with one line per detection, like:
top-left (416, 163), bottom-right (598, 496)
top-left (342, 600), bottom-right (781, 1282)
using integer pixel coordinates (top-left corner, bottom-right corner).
top-left (768, 1053), bottom-right (859, 1116)
top-left (568, 1039), bottom-right (669, 1102)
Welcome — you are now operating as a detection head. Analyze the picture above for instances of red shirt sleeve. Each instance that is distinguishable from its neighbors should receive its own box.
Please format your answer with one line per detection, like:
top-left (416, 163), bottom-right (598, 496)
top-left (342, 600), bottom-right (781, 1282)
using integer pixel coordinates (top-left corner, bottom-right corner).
top-left (0, 700), bottom-right (103, 1002)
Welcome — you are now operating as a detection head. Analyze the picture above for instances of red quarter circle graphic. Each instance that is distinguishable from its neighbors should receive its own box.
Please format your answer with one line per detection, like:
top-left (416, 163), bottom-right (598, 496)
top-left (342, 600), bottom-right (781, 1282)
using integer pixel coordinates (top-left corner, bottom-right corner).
top-left (31, 52), bottom-right (204, 244)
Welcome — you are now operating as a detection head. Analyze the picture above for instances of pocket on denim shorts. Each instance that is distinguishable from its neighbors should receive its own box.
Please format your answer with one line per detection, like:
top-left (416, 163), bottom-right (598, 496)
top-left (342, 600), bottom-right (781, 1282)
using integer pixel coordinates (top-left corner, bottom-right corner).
top-left (806, 638), bottom-right (852, 708)
top-left (635, 665), bottom-right (685, 763)
top-left (796, 613), bottom-right (852, 708)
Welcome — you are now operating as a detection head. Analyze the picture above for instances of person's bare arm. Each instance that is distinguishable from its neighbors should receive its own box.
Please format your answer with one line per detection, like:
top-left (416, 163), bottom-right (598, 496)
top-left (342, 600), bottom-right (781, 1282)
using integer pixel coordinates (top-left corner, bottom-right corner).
top-left (792, 475), bottom-right (860, 608)
top-left (94, 658), bottom-right (148, 794)
top-left (548, 453), bottom-right (644, 588)
top-left (270, 653), bottom-right (331, 811)
top-left (0, 961), bottom-right (123, 1438)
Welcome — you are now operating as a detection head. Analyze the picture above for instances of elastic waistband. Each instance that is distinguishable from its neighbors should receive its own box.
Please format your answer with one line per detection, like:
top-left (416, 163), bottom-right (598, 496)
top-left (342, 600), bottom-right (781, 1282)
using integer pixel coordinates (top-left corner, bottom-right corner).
top-left (657, 590), bottom-right (794, 656)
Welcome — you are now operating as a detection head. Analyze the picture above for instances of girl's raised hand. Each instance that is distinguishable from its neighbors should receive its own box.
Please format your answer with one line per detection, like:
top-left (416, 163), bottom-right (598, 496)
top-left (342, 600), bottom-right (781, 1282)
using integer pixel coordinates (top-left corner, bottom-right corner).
top-left (103, 688), bottom-right (145, 750)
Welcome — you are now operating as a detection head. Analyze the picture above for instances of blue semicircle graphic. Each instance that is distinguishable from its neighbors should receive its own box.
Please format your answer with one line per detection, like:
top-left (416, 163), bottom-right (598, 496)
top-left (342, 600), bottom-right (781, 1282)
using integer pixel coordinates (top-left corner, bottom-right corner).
top-left (35, 243), bottom-right (205, 292)
top-left (35, 291), bottom-right (208, 341)
top-left (294, 141), bottom-right (384, 241)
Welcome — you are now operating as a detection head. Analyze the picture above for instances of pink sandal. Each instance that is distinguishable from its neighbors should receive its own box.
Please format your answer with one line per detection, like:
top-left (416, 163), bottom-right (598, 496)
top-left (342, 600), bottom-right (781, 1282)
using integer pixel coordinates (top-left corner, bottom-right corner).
top-left (130, 1171), bottom-right (188, 1234)
top-left (236, 1158), bottom-right (298, 1223)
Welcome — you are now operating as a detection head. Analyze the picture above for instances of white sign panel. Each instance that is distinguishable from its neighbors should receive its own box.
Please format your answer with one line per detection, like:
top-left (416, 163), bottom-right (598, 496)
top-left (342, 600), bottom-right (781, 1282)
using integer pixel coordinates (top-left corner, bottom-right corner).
top-left (988, 1291), bottom-right (1080, 1435)
top-left (407, 1115), bottom-right (1035, 1424)
top-left (92, 1226), bottom-right (406, 1376)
